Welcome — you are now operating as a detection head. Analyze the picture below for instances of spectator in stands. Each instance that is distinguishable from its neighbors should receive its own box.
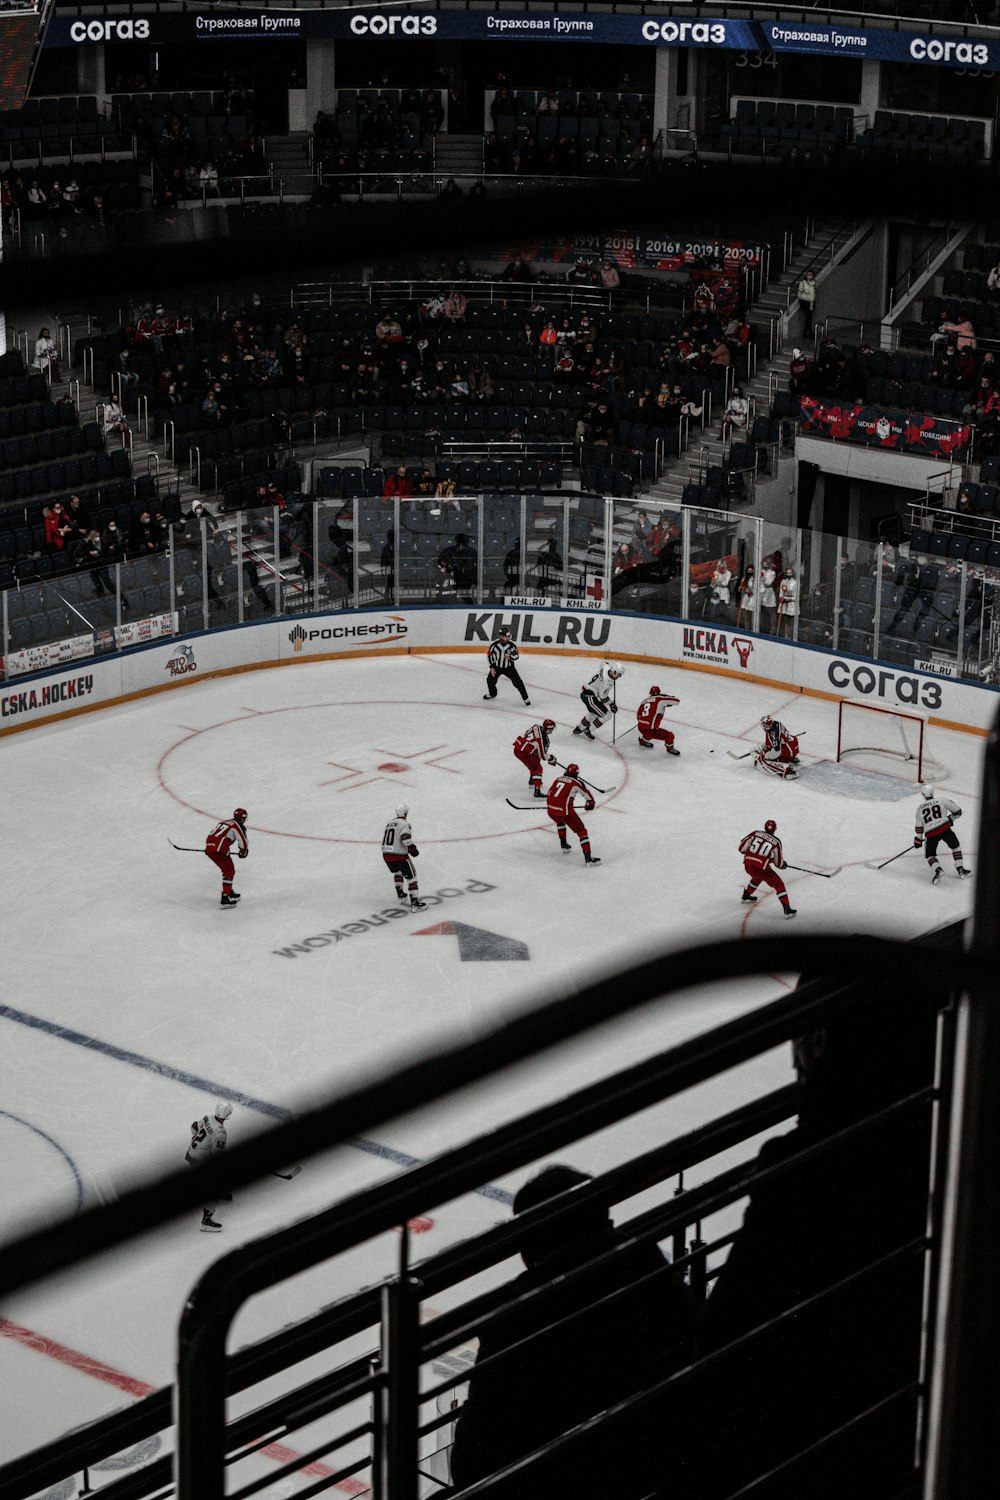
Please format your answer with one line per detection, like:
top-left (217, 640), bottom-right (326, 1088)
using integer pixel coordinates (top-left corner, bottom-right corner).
top-left (421, 89), bottom-right (444, 137)
top-left (537, 536), bottom-right (563, 590)
top-left (710, 336), bottom-right (731, 370)
top-left (539, 319), bottom-right (559, 352)
top-left (692, 990), bottom-right (937, 1499)
top-left (34, 327), bottom-right (60, 383)
top-left (600, 259), bottom-right (621, 289)
top-left (501, 255), bottom-right (533, 285)
top-left (439, 178), bottom-right (464, 199)
top-left (490, 86), bottom-right (516, 124)
top-left (797, 268), bottom-right (817, 336)
top-left (26, 178), bottom-right (46, 217)
top-left (469, 362), bottom-right (495, 402)
top-left (436, 559), bottom-right (458, 599)
top-left (931, 340), bottom-right (961, 390)
top-left (201, 383), bottom-right (228, 425)
top-left (632, 510), bottom-right (651, 552)
top-left (440, 533), bottom-right (477, 588)
top-left (42, 502), bottom-right (71, 554)
top-left (778, 566), bottom-right (798, 639)
top-left (710, 558), bottom-right (733, 622)
top-left (719, 385), bottom-right (749, 441)
top-left (103, 396), bottom-right (128, 436)
top-left (382, 465), bottom-right (412, 501)
top-left (504, 540), bottom-right (521, 588)
top-left (375, 312), bottom-right (403, 347)
top-left (443, 288), bottom-right (468, 324)
top-left (102, 518), bottom-right (125, 568)
top-left (73, 529), bottom-right (114, 596)
top-left (758, 556), bottom-right (777, 634)
top-left (197, 160), bottom-right (220, 197)
top-left (242, 548), bottom-right (273, 613)
top-left (64, 494), bottom-right (90, 542)
top-left (788, 347), bottom-right (811, 394)
top-left (934, 315), bottom-right (976, 352)
top-left (128, 509), bottom-right (160, 558)
top-left (450, 1163), bottom-right (697, 1500)
top-left (737, 563), bottom-right (755, 625)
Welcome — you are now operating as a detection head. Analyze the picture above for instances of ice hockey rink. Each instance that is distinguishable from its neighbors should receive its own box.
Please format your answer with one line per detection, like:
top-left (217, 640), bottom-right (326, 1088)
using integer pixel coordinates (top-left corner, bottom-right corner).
top-left (0, 647), bottom-right (983, 1479)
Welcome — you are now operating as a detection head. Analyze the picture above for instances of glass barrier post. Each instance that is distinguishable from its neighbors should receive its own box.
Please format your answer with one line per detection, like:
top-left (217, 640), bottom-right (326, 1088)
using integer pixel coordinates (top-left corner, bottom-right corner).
top-left (958, 562), bottom-right (968, 673)
top-left (833, 543), bottom-right (843, 652)
top-left (873, 545), bottom-right (884, 661)
top-left (199, 516), bottom-right (210, 630)
top-left (2, 586), bottom-right (7, 666)
top-left (272, 506), bottom-right (281, 616)
top-left (561, 497), bottom-right (570, 604)
top-left (312, 502), bottom-right (321, 605)
top-left (169, 528), bottom-right (178, 634)
top-left (751, 515), bottom-right (763, 634)
top-left (791, 530), bottom-right (803, 643)
top-left (115, 561), bottom-right (123, 632)
top-left (476, 495), bottom-right (484, 603)
top-left (519, 494), bottom-right (528, 593)
top-left (603, 497), bottom-right (613, 610)
top-left (236, 511), bottom-right (245, 625)
top-left (393, 496), bottom-right (400, 608)
top-left (681, 508), bottom-right (691, 621)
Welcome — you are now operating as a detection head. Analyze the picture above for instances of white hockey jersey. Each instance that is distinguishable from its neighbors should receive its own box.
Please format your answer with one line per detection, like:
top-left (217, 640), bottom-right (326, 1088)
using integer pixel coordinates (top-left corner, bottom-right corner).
top-left (915, 796), bottom-right (961, 839)
top-left (186, 1114), bottom-right (228, 1165)
top-left (582, 663), bottom-right (619, 705)
top-left (382, 816), bottom-right (415, 858)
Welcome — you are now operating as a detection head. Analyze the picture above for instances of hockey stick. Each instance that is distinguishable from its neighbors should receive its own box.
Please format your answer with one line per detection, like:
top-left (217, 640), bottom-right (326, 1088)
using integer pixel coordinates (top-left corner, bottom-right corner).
top-left (877, 845), bottom-right (916, 871)
top-left (616, 719), bottom-right (638, 741)
top-left (506, 798), bottom-right (544, 811)
top-left (726, 749), bottom-right (756, 761)
top-left (784, 862), bottom-right (841, 878)
top-left (612, 675), bottom-right (618, 744)
top-left (168, 837), bottom-right (203, 852)
top-left (552, 759), bottom-right (616, 795)
top-left (271, 1166), bottom-right (302, 1180)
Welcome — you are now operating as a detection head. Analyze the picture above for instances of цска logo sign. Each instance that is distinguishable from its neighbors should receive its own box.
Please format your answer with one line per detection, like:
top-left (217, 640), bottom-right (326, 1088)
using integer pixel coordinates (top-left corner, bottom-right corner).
top-left (288, 617), bottom-right (410, 653)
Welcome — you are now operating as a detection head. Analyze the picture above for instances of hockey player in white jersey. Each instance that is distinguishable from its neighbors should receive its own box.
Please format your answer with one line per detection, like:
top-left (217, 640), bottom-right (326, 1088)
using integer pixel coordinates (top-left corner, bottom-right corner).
top-left (382, 803), bottom-right (427, 910)
top-left (573, 661), bottom-right (623, 740)
top-left (913, 786), bottom-right (971, 884)
top-left (186, 1100), bottom-right (232, 1233)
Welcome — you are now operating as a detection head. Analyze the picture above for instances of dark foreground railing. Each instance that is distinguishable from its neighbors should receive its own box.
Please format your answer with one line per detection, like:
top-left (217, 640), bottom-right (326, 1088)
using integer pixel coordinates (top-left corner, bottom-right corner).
top-left (1, 707), bottom-right (999, 1499)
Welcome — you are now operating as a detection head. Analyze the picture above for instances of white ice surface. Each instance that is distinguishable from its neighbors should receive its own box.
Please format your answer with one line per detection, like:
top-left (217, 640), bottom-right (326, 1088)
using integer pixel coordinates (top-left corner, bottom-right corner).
top-left (0, 651), bottom-right (981, 1474)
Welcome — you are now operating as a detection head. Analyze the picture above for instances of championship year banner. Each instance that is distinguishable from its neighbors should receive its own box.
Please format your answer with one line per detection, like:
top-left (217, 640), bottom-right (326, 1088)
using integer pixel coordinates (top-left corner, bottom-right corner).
top-left (43, 12), bottom-right (1000, 69)
top-left (800, 397), bottom-right (972, 458)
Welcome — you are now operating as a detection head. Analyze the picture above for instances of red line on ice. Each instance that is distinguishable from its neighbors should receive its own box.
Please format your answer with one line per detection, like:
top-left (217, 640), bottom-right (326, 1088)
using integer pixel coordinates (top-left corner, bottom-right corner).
top-left (0, 1319), bottom-right (356, 1486)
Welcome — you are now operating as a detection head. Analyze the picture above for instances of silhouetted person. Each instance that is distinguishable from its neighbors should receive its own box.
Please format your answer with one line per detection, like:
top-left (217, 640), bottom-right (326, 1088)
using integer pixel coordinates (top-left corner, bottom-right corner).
top-left (450, 1163), bottom-right (698, 1498)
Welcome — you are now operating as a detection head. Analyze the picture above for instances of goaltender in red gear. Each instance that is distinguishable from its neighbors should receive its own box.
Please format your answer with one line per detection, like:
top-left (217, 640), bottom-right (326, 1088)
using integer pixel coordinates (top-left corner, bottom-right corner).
top-left (738, 819), bottom-right (796, 917)
top-left (514, 718), bottom-right (557, 798)
top-left (637, 686), bottom-right (681, 755)
top-left (205, 809), bottom-right (248, 908)
top-left (546, 764), bottom-right (600, 865)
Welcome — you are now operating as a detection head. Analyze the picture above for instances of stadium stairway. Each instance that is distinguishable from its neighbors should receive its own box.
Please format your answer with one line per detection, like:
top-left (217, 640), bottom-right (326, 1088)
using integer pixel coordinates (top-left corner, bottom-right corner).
top-left (637, 215), bottom-right (846, 518)
top-left (265, 132), bottom-right (314, 200)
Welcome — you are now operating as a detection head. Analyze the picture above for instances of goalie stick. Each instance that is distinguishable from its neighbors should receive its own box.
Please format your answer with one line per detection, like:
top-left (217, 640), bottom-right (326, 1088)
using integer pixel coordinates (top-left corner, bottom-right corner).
top-left (726, 749), bottom-right (756, 761)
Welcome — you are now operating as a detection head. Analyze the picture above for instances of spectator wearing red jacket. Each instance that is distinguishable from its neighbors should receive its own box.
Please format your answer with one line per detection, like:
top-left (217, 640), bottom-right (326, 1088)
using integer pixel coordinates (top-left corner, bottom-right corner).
top-left (382, 465), bottom-right (413, 500)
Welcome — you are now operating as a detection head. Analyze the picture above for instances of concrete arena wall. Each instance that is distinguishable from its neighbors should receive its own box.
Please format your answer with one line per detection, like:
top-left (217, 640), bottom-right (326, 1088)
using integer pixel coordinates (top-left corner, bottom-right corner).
top-left (0, 604), bottom-right (996, 737)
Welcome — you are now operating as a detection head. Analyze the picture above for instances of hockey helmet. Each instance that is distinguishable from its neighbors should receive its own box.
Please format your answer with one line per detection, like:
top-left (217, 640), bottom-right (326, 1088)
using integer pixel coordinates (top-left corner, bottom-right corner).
top-left (215, 1101), bottom-right (233, 1121)
top-left (764, 819), bottom-right (777, 834)
top-left (921, 785), bottom-right (935, 799)
top-left (233, 807), bottom-right (248, 824)
top-left (396, 802), bottom-right (409, 818)
top-left (542, 719), bottom-right (556, 732)
top-left (499, 627), bottom-right (511, 638)
top-left (650, 685), bottom-right (661, 696)
top-left (760, 715), bottom-right (773, 729)
top-left (606, 660), bottom-right (623, 679)
top-left (566, 762), bottom-right (580, 777)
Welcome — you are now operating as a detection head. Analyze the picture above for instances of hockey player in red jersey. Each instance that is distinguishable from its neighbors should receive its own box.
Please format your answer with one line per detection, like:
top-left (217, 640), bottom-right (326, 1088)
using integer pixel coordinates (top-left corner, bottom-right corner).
top-left (637, 686), bottom-right (681, 756)
top-left (205, 808), bottom-right (248, 907)
top-left (914, 785), bottom-right (972, 884)
top-left (756, 715), bottom-right (800, 778)
top-left (738, 819), bottom-right (796, 916)
top-left (514, 718), bottom-right (557, 798)
top-left (546, 763), bottom-right (600, 865)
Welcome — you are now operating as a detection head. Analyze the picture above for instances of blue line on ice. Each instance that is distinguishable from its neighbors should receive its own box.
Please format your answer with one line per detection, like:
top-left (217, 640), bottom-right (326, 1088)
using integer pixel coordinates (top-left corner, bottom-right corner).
top-left (0, 1002), bottom-right (514, 1205)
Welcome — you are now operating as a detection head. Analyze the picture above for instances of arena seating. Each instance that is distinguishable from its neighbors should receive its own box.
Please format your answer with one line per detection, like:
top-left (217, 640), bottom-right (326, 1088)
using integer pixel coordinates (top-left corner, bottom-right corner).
top-left (719, 100), bottom-right (853, 157)
top-left (851, 110), bottom-right (987, 163)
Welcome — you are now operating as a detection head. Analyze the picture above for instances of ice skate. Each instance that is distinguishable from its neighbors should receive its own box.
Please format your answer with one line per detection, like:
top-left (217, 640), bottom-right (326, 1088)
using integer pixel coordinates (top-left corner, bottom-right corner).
top-left (638, 737), bottom-right (653, 748)
top-left (533, 786), bottom-right (544, 798)
top-left (396, 888), bottom-right (408, 902)
top-left (573, 725), bottom-right (583, 735)
top-left (957, 865), bottom-right (972, 878)
top-left (666, 746), bottom-right (681, 757)
top-left (932, 866), bottom-right (943, 884)
top-left (584, 855), bottom-right (601, 866)
top-left (560, 842), bottom-right (571, 853)
top-left (220, 892), bottom-right (241, 907)
top-left (782, 906), bottom-right (797, 918)
top-left (523, 698), bottom-right (531, 707)
top-left (201, 1212), bottom-right (222, 1233)
top-left (581, 725), bottom-right (595, 740)
top-left (741, 890), bottom-right (757, 903)
top-left (410, 897), bottom-right (427, 910)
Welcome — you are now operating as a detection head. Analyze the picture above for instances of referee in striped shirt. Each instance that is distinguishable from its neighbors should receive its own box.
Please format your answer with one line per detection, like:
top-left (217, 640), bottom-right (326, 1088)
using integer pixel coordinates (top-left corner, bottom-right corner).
top-left (484, 627), bottom-right (530, 705)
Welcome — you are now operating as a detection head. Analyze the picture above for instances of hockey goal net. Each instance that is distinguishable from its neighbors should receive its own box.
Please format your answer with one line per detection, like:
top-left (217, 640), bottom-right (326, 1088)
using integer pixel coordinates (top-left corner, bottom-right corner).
top-left (836, 700), bottom-right (942, 783)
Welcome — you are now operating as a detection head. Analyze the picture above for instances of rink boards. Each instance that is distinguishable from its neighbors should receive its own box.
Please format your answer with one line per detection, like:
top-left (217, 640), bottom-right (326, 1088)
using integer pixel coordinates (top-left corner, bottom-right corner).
top-left (1, 604), bottom-right (997, 737)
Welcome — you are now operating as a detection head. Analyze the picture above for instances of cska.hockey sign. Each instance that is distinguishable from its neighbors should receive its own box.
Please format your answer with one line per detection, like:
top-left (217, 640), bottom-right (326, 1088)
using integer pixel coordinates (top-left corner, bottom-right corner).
top-left (681, 628), bottom-right (754, 669)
